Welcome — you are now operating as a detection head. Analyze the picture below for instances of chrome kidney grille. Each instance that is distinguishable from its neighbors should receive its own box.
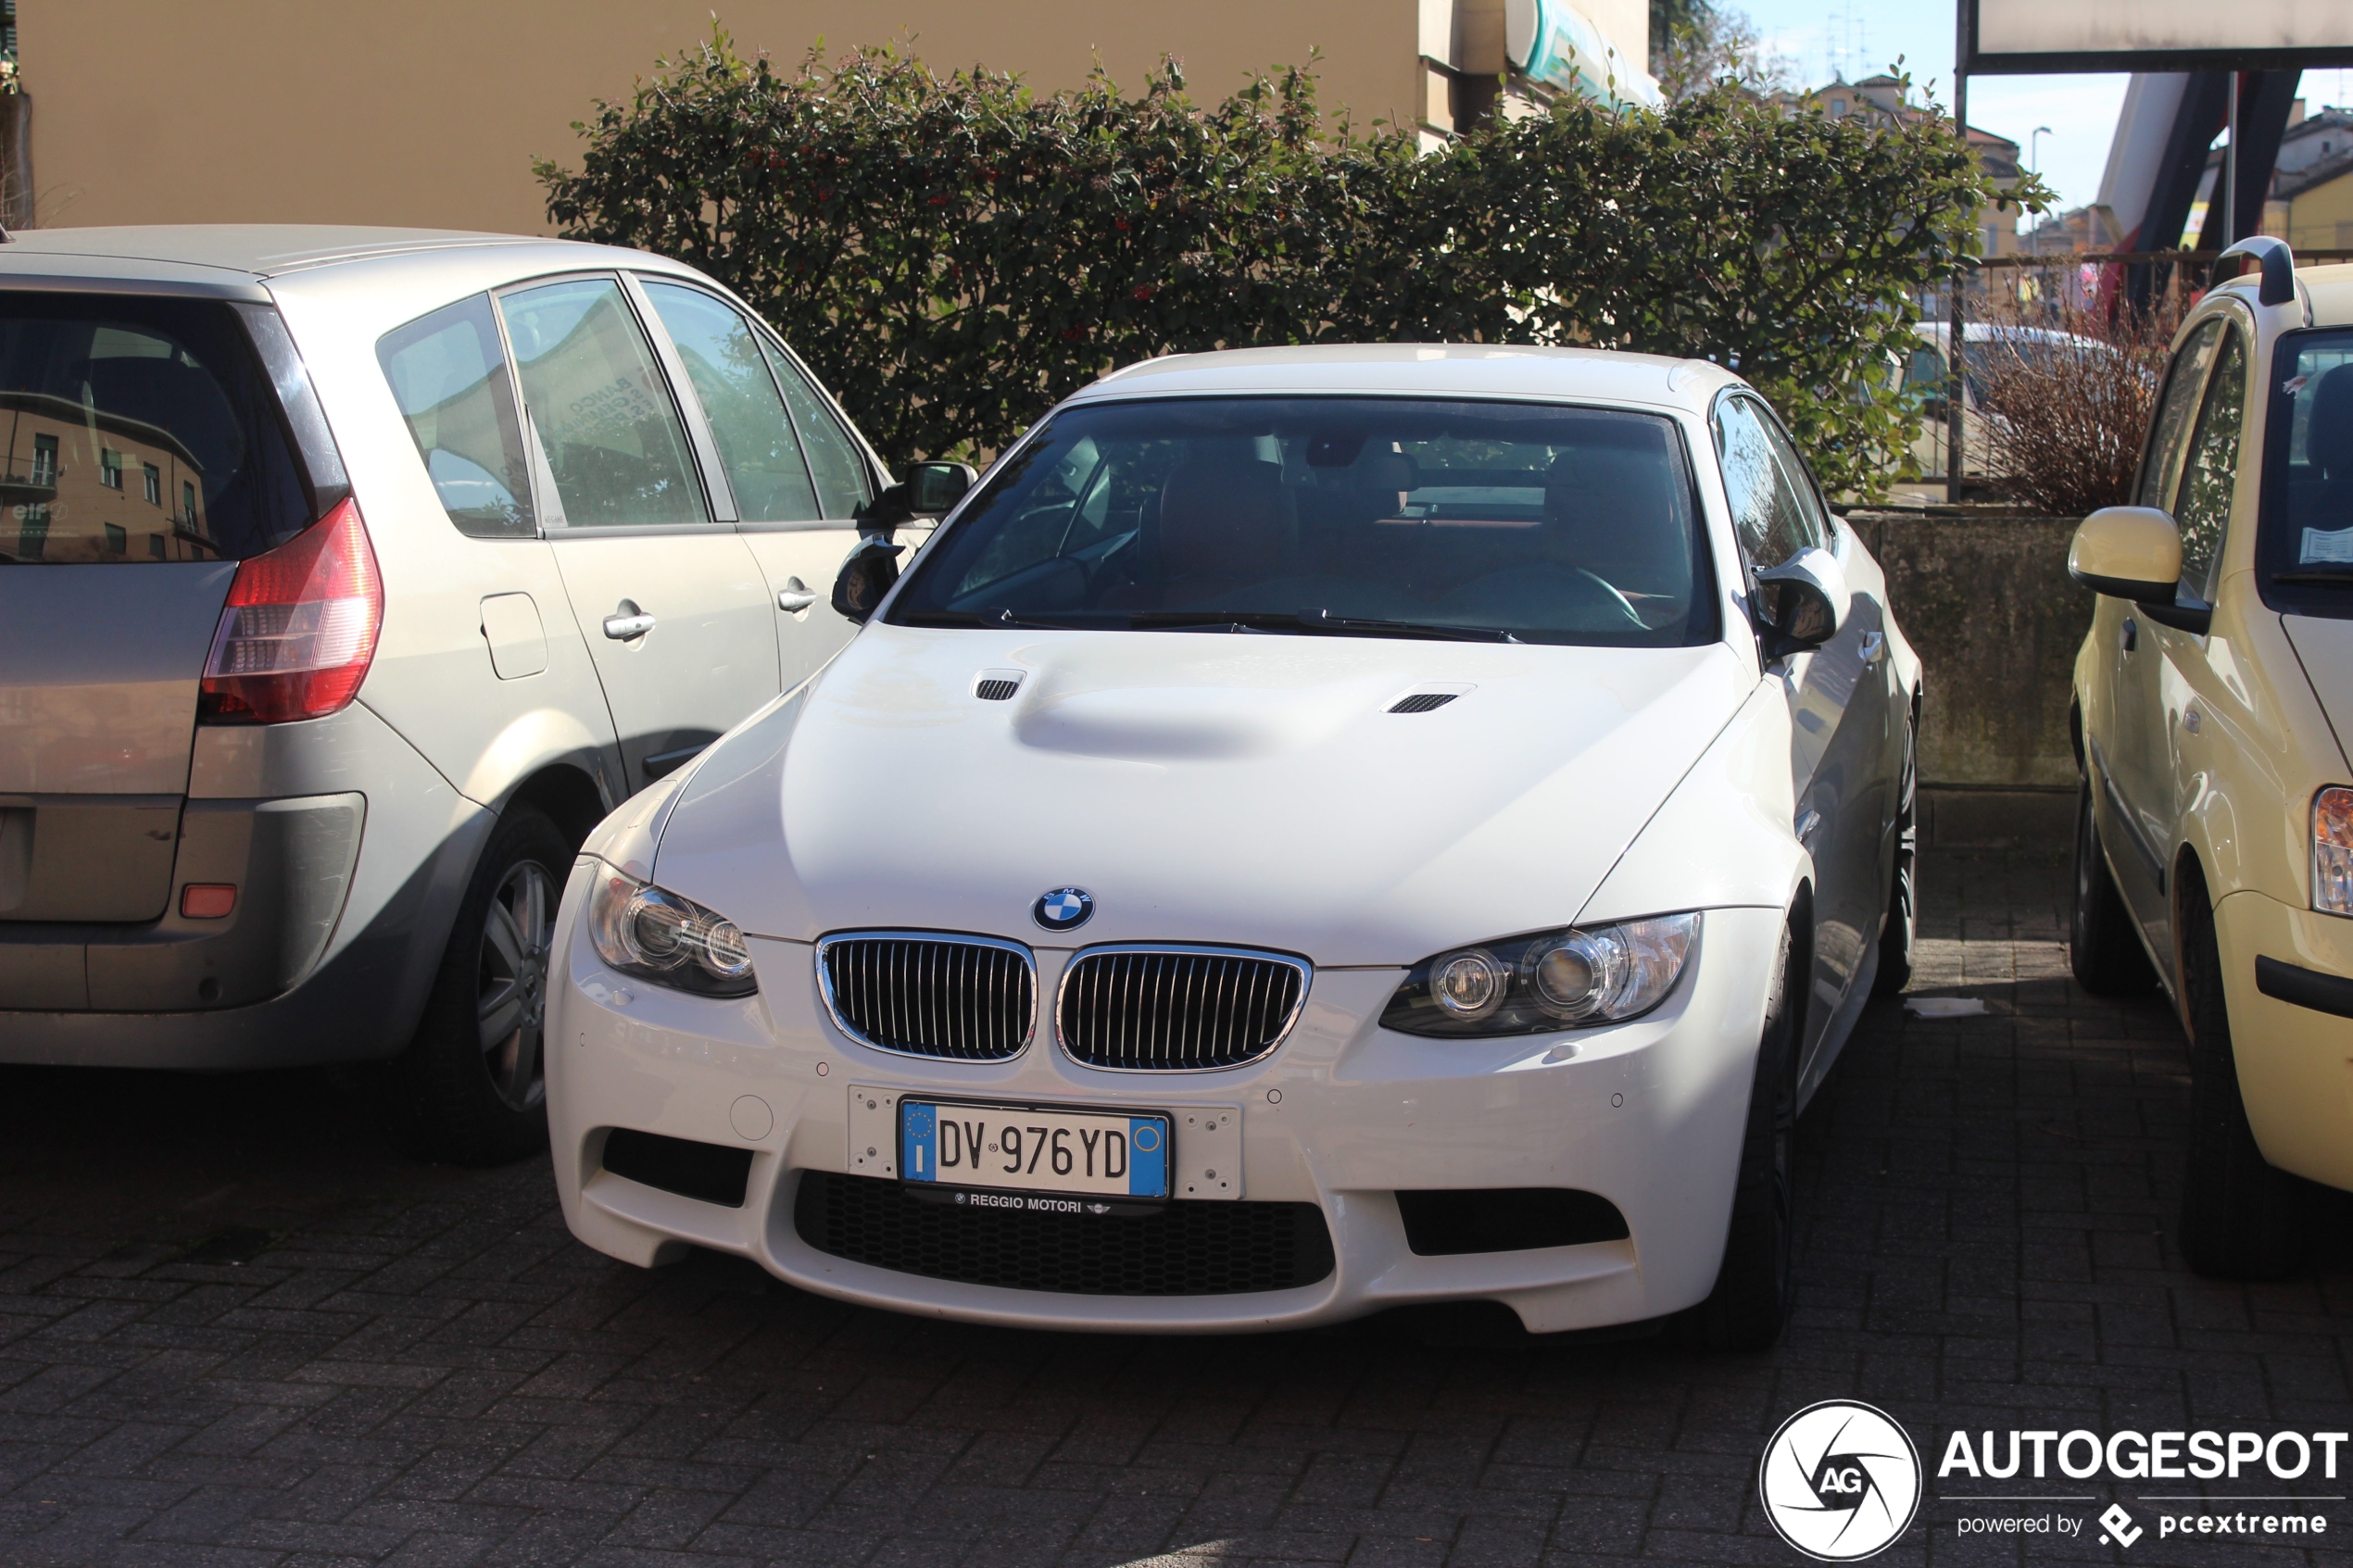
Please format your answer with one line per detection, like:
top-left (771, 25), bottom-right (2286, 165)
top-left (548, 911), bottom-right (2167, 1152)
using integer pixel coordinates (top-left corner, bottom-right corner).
top-left (1058, 946), bottom-right (1310, 1071)
top-left (817, 934), bottom-right (1035, 1060)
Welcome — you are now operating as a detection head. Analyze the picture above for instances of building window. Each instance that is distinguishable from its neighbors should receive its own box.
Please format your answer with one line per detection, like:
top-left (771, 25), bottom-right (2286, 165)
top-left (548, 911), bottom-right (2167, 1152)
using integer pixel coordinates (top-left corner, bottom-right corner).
top-left (99, 448), bottom-right (123, 489)
top-left (182, 481), bottom-right (198, 523)
top-left (147, 533), bottom-right (165, 558)
top-left (30, 433), bottom-right (56, 486)
top-left (105, 522), bottom-right (126, 553)
top-left (143, 463), bottom-right (161, 505)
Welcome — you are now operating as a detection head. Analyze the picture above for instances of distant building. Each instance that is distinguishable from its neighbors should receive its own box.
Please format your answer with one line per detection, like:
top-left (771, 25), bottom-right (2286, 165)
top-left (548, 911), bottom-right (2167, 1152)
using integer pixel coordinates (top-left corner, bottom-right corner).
top-left (2180, 102), bottom-right (2353, 253)
top-left (1769, 73), bottom-right (2026, 256)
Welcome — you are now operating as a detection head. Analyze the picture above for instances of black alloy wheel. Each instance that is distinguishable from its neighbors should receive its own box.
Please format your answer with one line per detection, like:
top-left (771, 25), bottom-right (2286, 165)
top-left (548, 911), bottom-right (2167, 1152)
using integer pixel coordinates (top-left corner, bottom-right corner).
top-left (1680, 920), bottom-right (1800, 1351)
top-left (1871, 710), bottom-right (1919, 997)
top-left (391, 806), bottom-right (570, 1165)
top-left (2175, 867), bottom-right (2307, 1279)
top-left (2070, 776), bottom-right (2157, 996)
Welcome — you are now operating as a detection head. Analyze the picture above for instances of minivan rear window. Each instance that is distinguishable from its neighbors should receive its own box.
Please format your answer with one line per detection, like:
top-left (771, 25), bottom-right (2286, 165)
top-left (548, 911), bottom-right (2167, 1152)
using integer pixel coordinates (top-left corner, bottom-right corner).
top-left (0, 293), bottom-right (314, 563)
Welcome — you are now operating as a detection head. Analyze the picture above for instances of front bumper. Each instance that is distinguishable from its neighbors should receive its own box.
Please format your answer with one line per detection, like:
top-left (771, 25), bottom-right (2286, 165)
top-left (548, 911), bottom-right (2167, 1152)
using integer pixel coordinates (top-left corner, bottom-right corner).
top-left (546, 865), bottom-right (1785, 1335)
top-left (2214, 889), bottom-right (2353, 1190)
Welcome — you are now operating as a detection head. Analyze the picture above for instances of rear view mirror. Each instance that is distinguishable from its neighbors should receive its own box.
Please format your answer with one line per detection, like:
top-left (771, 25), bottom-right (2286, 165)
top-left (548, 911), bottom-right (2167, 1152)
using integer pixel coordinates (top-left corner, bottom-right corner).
top-left (1753, 547), bottom-right (1850, 661)
top-left (831, 536), bottom-right (905, 624)
top-left (2069, 507), bottom-right (2181, 601)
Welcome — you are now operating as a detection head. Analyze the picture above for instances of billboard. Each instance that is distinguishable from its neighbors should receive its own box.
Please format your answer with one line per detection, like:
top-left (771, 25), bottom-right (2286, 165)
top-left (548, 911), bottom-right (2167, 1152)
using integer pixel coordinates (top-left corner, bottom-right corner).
top-left (1504, 0), bottom-right (1661, 109)
top-left (1964, 0), bottom-right (2353, 73)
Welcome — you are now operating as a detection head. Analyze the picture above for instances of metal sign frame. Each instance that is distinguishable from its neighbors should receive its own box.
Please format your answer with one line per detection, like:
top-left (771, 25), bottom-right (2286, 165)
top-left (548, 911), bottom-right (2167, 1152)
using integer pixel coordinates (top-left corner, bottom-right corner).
top-left (1959, 1), bottom-right (2353, 75)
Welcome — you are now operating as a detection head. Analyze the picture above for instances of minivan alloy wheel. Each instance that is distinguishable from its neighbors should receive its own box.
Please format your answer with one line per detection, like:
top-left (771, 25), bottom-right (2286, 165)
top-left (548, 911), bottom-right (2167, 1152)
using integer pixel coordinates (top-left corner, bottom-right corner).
top-left (477, 860), bottom-right (554, 1111)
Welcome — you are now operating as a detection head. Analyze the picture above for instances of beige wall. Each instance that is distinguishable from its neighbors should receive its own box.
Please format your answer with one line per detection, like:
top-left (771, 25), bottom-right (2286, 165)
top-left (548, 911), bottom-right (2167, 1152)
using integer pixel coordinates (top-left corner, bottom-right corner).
top-left (25, 0), bottom-right (1455, 236)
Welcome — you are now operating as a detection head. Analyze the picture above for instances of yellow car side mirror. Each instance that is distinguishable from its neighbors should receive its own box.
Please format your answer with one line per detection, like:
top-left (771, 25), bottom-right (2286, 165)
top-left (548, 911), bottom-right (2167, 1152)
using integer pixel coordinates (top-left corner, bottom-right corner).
top-left (2069, 507), bottom-right (2183, 602)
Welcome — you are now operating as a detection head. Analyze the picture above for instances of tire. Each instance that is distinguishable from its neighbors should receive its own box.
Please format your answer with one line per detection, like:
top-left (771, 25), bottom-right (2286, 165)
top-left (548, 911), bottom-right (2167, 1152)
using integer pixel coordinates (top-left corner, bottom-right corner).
top-left (2176, 875), bottom-right (2306, 1279)
top-left (1871, 711), bottom-right (1918, 998)
top-left (389, 806), bottom-right (568, 1166)
top-left (1681, 921), bottom-right (1800, 1352)
top-left (2070, 777), bottom-right (2156, 996)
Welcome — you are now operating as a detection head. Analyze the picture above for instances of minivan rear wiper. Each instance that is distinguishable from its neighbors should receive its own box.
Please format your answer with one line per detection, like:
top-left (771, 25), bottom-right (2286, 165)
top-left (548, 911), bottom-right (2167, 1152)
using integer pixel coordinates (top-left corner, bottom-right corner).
top-left (1126, 609), bottom-right (1520, 643)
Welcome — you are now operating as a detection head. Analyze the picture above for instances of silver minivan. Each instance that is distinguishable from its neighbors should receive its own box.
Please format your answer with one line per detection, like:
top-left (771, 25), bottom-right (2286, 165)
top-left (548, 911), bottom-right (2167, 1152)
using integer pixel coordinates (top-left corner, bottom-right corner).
top-left (0, 226), bottom-right (951, 1160)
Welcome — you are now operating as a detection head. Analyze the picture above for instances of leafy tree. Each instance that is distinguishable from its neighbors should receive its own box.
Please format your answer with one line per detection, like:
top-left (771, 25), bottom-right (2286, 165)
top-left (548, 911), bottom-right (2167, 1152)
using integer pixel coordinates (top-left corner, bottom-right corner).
top-left (539, 30), bottom-right (2040, 499)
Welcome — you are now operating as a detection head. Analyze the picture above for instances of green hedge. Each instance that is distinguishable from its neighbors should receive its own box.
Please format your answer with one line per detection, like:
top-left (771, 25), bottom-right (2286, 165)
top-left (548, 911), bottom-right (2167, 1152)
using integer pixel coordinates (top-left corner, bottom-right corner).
top-left (538, 31), bottom-right (2030, 499)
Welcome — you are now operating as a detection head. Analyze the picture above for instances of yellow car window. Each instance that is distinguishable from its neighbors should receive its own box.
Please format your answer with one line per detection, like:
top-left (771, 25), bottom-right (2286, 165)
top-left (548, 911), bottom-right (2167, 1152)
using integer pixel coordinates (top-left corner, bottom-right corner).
top-left (2174, 328), bottom-right (2246, 600)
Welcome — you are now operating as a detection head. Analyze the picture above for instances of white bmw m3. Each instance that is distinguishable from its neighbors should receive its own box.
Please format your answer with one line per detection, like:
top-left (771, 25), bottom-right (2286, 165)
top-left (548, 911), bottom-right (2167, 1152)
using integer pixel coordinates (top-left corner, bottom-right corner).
top-left (546, 345), bottom-right (1920, 1348)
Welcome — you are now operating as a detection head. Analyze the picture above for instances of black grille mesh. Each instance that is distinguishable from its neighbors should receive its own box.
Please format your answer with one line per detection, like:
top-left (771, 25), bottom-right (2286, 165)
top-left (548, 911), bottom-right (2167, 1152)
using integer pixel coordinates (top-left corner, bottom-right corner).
top-left (794, 1172), bottom-right (1335, 1295)
top-left (822, 937), bottom-right (1034, 1060)
top-left (1389, 692), bottom-right (1459, 713)
top-left (1060, 949), bottom-right (1304, 1070)
top-left (975, 678), bottom-right (1022, 701)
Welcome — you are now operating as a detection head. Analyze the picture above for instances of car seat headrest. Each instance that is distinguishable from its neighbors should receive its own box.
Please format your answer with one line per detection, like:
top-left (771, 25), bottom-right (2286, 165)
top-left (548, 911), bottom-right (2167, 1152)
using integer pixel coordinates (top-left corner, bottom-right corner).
top-left (1157, 458), bottom-right (1287, 580)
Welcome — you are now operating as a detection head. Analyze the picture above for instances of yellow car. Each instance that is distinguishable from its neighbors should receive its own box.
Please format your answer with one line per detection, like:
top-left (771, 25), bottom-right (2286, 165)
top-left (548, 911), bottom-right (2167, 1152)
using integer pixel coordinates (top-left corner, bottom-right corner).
top-left (2069, 236), bottom-right (2353, 1278)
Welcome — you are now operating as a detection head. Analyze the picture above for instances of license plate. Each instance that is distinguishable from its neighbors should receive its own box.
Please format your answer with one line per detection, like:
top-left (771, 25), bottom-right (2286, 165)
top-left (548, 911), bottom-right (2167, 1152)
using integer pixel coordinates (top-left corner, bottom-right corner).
top-left (900, 1099), bottom-right (1170, 1201)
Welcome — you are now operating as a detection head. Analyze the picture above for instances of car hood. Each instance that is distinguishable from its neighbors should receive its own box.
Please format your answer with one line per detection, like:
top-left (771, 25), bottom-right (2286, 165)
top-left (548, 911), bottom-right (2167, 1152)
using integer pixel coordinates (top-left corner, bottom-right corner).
top-left (652, 624), bottom-right (1755, 966)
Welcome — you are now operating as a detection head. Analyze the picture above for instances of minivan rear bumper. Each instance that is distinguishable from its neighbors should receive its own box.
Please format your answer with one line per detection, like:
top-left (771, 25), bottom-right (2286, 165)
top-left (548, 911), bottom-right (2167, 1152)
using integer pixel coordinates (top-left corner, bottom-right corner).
top-left (0, 804), bottom-right (491, 1069)
top-left (0, 793), bottom-right (366, 1011)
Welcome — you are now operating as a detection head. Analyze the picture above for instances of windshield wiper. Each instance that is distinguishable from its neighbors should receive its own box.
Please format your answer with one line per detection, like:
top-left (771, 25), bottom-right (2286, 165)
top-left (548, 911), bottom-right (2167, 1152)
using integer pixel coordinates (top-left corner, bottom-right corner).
top-left (896, 608), bottom-right (1095, 630)
top-left (1125, 609), bottom-right (1519, 643)
top-left (1297, 609), bottom-right (1522, 643)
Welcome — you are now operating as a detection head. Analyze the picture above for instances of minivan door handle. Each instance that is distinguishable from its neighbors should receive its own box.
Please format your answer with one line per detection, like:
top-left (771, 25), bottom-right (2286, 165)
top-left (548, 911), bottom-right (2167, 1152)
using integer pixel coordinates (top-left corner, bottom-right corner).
top-left (776, 576), bottom-right (818, 613)
top-left (602, 600), bottom-right (656, 640)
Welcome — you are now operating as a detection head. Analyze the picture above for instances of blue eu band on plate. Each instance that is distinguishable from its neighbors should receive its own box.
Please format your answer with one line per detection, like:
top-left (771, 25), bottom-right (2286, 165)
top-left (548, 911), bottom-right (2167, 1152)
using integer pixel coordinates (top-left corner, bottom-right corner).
top-left (900, 1099), bottom-right (1170, 1200)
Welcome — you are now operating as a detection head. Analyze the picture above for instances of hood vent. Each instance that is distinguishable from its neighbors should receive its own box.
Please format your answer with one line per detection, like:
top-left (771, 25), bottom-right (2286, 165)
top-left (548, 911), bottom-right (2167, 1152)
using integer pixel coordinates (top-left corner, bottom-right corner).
top-left (1390, 692), bottom-right (1458, 714)
top-left (975, 669), bottom-right (1026, 702)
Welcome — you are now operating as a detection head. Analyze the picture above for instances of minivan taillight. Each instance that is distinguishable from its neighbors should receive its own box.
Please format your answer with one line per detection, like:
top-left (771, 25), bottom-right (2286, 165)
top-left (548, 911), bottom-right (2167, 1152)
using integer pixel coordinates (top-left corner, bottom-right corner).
top-left (199, 498), bottom-right (383, 724)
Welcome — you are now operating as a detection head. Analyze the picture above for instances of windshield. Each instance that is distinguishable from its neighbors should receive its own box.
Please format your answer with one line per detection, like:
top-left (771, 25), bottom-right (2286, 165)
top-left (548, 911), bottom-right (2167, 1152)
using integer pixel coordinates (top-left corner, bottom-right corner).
top-left (887, 397), bottom-right (1715, 646)
top-left (2260, 328), bottom-right (2353, 613)
top-left (0, 293), bottom-right (313, 564)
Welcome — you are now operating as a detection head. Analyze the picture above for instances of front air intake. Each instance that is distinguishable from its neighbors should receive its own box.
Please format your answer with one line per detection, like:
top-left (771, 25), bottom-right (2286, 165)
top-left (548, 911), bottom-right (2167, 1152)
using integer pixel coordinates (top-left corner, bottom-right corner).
top-left (1394, 1188), bottom-right (1629, 1254)
top-left (817, 932), bottom-right (1036, 1060)
top-left (600, 1128), bottom-right (752, 1207)
top-left (795, 1171), bottom-right (1336, 1295)
top-left (1058, 945), bottom-right (1308, 1071)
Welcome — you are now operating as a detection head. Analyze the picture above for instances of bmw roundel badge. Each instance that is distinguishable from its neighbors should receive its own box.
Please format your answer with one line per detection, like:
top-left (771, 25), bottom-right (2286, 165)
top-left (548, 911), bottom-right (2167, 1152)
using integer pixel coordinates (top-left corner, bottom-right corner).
top-left (1033, 887), bottom-right (1094, 931)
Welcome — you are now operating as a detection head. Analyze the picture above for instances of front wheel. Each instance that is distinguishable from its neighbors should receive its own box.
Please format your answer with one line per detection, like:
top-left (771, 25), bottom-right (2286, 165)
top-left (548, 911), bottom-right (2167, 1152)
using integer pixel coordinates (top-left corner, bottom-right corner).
top-left (2176, 880), bottom-right (2306, 1278)
top-left (1680, 921), bottom-right (1800, 1351)
top-left (389, 806), bottom-right (568, 1165)
top-left (2070, 777), bottom-right (2156, 996)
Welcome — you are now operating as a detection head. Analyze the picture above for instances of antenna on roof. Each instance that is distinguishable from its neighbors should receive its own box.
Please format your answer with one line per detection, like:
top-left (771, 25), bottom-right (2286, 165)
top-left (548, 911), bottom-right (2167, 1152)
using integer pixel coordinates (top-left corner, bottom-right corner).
top-left (0, 225), bottom-right (14, 244)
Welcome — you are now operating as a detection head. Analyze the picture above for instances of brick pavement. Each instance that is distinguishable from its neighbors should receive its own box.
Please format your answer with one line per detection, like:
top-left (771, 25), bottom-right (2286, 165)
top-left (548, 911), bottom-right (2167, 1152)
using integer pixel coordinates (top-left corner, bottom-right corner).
top-left (2, 848), bottom-right (2348, 1568)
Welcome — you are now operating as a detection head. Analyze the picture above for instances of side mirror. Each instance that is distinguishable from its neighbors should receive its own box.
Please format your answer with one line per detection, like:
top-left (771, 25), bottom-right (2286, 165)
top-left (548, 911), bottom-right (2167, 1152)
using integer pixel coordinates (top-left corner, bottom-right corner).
top-left (831, 535), bottom-right (905, 624)
top-left (2069, 507), bottom-right (2181, 601)
top-left (1753, 546), bottom-right (1850, 661)
top-left (860, 461), bottom-right (977, 528)
top-left (906, 460), bottom-right (976, 516)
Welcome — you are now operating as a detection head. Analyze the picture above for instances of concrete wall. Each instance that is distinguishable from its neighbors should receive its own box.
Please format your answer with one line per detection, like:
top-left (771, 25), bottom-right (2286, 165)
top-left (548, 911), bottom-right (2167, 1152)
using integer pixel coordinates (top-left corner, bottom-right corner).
top-left (20, 0), bottom-right (1535, 236)
top-left (1848, 508), bottom-right (2092, 847)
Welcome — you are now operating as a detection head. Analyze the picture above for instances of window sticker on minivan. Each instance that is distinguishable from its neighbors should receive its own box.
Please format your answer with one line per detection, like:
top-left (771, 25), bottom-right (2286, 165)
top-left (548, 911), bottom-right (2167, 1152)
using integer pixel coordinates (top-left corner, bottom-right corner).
top-left (0, 295), bottom-right (312, 564)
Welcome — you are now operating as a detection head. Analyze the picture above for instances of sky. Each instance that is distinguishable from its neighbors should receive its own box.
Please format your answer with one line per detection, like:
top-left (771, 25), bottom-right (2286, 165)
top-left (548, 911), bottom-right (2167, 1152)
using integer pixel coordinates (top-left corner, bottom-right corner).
top-left (1729, 0), bottom-right (2353, 228)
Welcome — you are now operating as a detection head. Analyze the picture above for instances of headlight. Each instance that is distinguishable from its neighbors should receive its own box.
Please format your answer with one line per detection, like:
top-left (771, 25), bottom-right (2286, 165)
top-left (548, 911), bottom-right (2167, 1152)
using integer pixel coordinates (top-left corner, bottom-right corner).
top-left (1380, 913), bottom-right (1700, 1036)
top-left (2315, 787), bottom-right (2353, 916)
top-left (585, 862), bottom-right (758, 997)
